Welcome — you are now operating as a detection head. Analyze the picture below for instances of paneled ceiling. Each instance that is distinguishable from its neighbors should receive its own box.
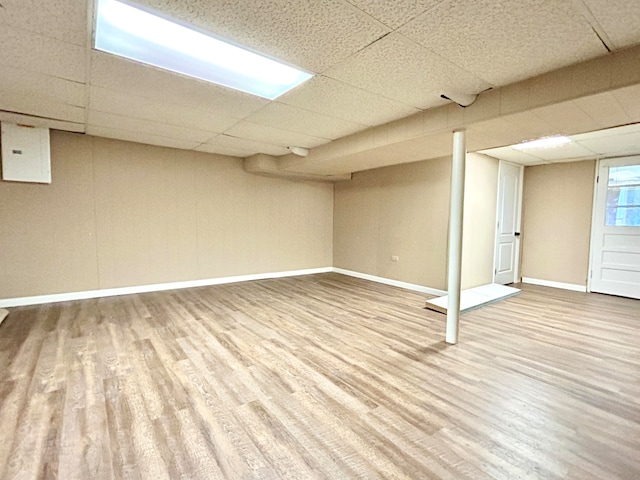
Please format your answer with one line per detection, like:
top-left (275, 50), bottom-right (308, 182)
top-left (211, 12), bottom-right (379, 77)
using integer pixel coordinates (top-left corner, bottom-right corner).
top-left (1, 0), bottom-right (640, 171)
top-left (481, 123), bottom-right (640, 166)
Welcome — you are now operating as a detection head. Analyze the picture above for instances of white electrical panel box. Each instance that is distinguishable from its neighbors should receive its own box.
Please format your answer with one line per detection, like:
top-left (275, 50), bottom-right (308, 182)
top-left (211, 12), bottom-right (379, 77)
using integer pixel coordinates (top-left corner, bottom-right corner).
top-left (1, 123), bottom-right (51, 184)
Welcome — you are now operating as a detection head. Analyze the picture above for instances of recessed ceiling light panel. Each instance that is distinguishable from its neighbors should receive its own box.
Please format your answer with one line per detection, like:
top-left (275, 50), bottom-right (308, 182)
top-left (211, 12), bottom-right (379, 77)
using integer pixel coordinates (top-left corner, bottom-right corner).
top-left (94, 0), bottom-right (313, 99)
top-left (512, 135), bottom-right (572, 151)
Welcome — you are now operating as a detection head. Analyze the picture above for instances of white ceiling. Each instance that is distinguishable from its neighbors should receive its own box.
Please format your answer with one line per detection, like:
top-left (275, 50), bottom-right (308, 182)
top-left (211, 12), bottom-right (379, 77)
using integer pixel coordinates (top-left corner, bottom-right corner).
top-left (1, 0), bottom-right (640, 165)
top-left (480, 123), bottom-right (640, 166)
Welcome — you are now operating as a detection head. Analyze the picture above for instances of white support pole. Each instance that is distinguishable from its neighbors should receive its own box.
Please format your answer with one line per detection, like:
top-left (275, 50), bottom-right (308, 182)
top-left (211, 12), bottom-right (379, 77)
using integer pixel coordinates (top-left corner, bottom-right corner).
top-left (446, 129), bottom-right (466, 344)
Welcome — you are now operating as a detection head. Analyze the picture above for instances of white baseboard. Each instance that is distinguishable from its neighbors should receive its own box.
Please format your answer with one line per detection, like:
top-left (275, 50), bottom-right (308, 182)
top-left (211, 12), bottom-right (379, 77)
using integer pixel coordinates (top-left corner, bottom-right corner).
top-left (521, 277), bottom-right (587, 293)
top-left (0, 266), bottom-right (446, 308)
top-left (0, 267), bottom-right (333, 308)
top-left (332, 268), bottom-right (446, 296)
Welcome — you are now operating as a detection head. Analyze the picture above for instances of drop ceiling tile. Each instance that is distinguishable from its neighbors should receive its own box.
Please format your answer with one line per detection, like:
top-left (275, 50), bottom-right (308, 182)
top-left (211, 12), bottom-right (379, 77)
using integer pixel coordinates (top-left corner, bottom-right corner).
top-left (531, 102), bottom-right (601, 135)
top-left (132, 0), bottom-right (389, 72)
top-left (86, 126), bottom-right (201, 151)
top-left (0, 25), bottom-right (85, 82)
top-left (201, 135), bottom-right (289, 157)
top-left (89, 87), bottom-right (239, 133)
top-left (582, 0), bottom-right (640, 50)
top-left (324, 33), bottom-right (490, 109)
top-left (520, 142), bottom-right (597, 162)
top-left (194, 143), bottom-right (254, 158)
top-left (573, 123), bottom-right (640, 141)
top-left (88, 111), bottom-right (215, 144)
top-left (245, 102), bottom-right (367, 140)
top-left (278, 76), bottom-right (420, 127)
top-left (0, 0), bottom-right (87, 46)
top-left (399, 0), bottom-right (606, 85)
top-left (224, 121), bottom-right (330, 149)
top-left (0, 112), bottom-right (84, 133)
top-left (0, 94), bottom-right (85, 123)
top-left (345, 0), bottom-right (444, 29)
top-left (477, 146), bottom-right (543, 165)
top-left (611, 85), bottom-right (640, 123)
top-left (573, 92), bottom-right (632, 129)
top-left (90, 52), bottom-right (268, 118)
top-left (517, 158), bottom-right (547, 166)
top-left (0, 65), bottom-right (85, 106)
top-left (577, 132), bottom-right (640, 157)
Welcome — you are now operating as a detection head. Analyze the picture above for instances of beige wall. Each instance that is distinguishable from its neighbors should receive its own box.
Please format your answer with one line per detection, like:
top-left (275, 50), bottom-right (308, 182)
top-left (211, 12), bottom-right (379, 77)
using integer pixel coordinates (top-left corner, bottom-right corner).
top-left (334, 158), bottom-right (450, 289)
top-left (0, 131), bottom-right (333, 299)
top-left (462, 153), bottom-right (499, 289)
top-left (333, 154), bottom-right (498, 291)
top-left (521, 160), bottom-right (595, 286)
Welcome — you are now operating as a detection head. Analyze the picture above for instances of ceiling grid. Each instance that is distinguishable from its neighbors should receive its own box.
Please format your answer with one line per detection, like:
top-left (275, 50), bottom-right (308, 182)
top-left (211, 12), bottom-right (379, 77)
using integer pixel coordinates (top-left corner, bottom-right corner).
top-left (0, 0), bottom-right (639, 173)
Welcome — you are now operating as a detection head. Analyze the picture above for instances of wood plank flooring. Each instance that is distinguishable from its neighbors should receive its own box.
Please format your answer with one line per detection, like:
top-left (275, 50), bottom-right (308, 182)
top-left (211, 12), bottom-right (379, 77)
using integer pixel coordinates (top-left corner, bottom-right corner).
top-left (0, 273), bottom-right (639, 479)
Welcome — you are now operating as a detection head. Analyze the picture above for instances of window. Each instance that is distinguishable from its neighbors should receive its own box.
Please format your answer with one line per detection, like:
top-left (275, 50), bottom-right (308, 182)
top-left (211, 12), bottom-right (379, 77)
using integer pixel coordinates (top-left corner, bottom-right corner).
top-left (606, 164), bottom-right (640, 226)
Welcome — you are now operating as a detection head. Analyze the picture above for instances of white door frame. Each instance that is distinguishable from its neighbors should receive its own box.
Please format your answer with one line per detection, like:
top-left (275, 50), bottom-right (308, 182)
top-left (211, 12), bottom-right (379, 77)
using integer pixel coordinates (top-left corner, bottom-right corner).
top-left (586, 159), bottom-right (600, 293)
top-left (587, 155), bottom-right (640, 295)
top-left (493, 160), bottom-right (524, 284)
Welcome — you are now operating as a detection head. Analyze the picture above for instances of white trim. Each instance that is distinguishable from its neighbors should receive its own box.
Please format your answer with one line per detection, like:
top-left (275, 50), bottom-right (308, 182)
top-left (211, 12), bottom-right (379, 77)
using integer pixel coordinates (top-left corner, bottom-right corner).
top-left (333, 268), bottom-right (446, 296)
top-left (516, 163), bottom-right (524, 282)
top-left (0, 267), bottom-right (333, 308)
top-left (587, 158), bottom-right (601, 293)
top-left (493, 161), bottom-right (524, 284)
top-left (0, 266), bottom-right (448, 308)
top-left (521, 277), bottom-right (587, 292)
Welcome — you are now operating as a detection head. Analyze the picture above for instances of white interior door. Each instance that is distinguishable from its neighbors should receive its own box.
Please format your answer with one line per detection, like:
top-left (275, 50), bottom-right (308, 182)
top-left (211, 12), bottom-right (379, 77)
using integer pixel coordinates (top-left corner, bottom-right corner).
top-left (494, 161), bottom-right (523, 284)
top-left (590, 157), bottom-right (640, 299)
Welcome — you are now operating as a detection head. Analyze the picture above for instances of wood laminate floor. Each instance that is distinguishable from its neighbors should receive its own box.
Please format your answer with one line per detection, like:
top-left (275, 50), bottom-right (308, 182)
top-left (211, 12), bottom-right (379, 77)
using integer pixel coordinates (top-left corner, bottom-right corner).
top-left (0, 273), bottom-right (639, 479)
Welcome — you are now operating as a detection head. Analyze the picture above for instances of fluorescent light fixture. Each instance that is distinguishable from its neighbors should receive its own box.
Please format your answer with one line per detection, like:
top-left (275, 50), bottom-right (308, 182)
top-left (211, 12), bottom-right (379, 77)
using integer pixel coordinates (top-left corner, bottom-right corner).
top-left (94, 0), bottom-right (313, 99)
top-left (512, 135), bottom-right (571, 151)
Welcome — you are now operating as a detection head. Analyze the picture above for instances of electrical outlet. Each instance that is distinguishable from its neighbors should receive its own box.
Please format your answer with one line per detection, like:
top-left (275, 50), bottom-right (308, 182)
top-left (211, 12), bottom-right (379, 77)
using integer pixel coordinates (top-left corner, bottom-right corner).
top-left (391, 256), bottom-right (399, 262)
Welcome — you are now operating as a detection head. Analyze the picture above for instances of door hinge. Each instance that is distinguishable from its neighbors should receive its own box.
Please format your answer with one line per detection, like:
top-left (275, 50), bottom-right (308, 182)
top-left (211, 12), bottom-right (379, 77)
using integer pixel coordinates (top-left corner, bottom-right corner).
top-left (596, 175), bottom-right (599, 183)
